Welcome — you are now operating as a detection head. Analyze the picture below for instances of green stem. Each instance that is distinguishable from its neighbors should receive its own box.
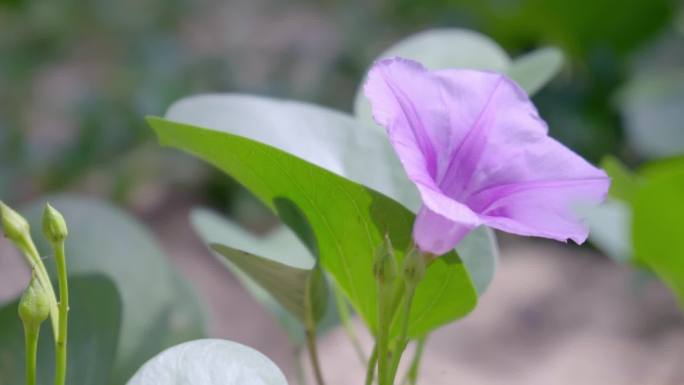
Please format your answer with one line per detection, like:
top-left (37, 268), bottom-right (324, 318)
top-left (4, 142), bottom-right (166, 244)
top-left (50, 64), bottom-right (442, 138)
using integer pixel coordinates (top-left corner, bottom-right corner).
top-left (365, 345), bottom-right (378, 385)
top-left (377, 282), bottom-right (395, 385)
top-left (333, 284), bottom-right (366, 365)
top-left (23, 327), bottom-right (39, 385)
top-left (53, 243), bottom-right (69, 385)
top-left (387, 284), bottom-right (417, 384)
top-left (305, 325), bottom-right (325, 385)
top-left (402, 336), bottom-right (427, 385)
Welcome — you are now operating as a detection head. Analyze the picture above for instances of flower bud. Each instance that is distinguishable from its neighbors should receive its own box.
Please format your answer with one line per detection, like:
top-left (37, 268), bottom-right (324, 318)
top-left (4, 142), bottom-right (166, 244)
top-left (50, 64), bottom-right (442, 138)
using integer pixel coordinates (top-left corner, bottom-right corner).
top-left (0, 201), bottom-right (30, 244)
top-left (42, 203), bottom-right (68, 244)
top-left (373, 234), bottom-right (398, 285)
top-left (18, 275), bottom-right (51, 329)
top-left (403, 247), bottom-right (425, 287)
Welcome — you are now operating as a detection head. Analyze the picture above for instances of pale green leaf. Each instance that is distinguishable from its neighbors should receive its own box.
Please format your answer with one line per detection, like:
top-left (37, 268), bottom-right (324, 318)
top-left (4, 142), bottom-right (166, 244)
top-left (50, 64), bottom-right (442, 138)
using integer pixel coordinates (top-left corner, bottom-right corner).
top-left (126, 339), bottom-right (288, 385)
top-left (619, 70), bottom-right (684, 158)
top-left (507, 47), bottom-right (564, 95)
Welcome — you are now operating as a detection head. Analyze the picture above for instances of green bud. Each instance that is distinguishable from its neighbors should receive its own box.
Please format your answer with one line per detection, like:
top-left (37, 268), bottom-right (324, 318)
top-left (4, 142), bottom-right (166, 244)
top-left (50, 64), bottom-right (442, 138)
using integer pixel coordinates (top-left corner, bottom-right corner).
top-left (42, 203), bottom-right (68, 244)
top-left (18, 274), bottom-right (51, 329)
top-left (403, 247), bottom-right (425, 287)
top-left (373, 234), bottom-right (398, 285)
top-left (0, 201), bottom-right (30, 244)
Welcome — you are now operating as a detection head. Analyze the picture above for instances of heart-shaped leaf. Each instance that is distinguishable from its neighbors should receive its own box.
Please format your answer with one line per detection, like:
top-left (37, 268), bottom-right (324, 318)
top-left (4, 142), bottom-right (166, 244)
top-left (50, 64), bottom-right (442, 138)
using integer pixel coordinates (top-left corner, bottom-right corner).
top-left (166, 93), bottom-right (499, 294)
top-left (148, 117), bottom-right (477, 338)
top-left (126, 339), bottom-right (288, 385)
top-left (0, 275), bottom-right (121, 385)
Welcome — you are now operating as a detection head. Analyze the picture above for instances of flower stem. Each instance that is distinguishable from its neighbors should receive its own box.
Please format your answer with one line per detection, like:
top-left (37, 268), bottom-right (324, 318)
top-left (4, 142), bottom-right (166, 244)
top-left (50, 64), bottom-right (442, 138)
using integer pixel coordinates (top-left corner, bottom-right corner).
top-left (387, 283), bottom-right (417, 384)
top-left (23, 325), bottom-right (39, 385)
top-left (53, 242), bottom-right (69, 385)
top-left (376, 280), bottom-right (395, 385)
top-left (402, 336), bottom-right (427, 385)
top-left (365, 345), bottom-right (378, 385)
top-left (305, 324), bottom-right (325, 385)
top-left (332, 283), bottom-right (366, 365)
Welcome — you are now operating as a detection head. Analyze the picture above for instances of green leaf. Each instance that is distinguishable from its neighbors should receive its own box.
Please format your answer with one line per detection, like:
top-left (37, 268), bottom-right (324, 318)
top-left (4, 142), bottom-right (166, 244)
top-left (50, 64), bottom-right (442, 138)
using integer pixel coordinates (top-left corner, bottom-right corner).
top-left (149, 117), bottom-right (477, 338)
top-left (191, 208), bottom-right (311, 343)
top-left (210, 243), bottom-right (328, 324)
top-left (601, 156), bottom-right (641, 202)
top-left (167, 94), bottom-right (499, 295)
top-left (507, 47), bottom-right (564, 95)
top-left (21, 196), bottom-right (206, 383)
top-left (632, 162), bottom-right (684, 308)
top-left (0, 275), bottom-right (121, 385)
top-left (353, 29), bottom-right (563, 128)
top-left (583, 199), bottom-right (633, 264)
top-left (126, 339), bottom-right (288, 385)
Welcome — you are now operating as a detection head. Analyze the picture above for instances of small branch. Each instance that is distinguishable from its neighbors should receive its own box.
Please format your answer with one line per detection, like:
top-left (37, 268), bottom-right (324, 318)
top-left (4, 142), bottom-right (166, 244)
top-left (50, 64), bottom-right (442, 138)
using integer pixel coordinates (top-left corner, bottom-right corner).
top-left (332, 284), bottom-right (367, 365)
top-left (305, 325), bottom-right (326, 385)
top-left (294, 345), bottom-right (308, 385)
top-left (402, 336), bottom-right (427, 385)
top-left (365, 345), bottom-right (378, 385)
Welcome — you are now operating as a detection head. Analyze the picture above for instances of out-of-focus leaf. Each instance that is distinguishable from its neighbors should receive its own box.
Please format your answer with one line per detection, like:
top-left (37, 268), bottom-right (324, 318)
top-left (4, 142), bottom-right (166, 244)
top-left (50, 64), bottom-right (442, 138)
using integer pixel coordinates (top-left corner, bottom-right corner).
top-left (633, 162), bottom-right (684, 308)
top-left (22, 196), bottom-right (206, 383)
top-left (507, 47), bottom-right (564, 95)
top-left (583, 200), bottom-right (633, 264)
top-left (618, 71), bottom-right (684, 158)
top-left (353, 29), bottom-right (563, 128)
top-left (601, 156), bottom-right (641, 202)
top-left (456, 225), bottom-right (499, 295)
top-left (585, 157), bottom-right (638, 263)
top-left (0, 275), bottom-right (121, 385)
top-left (126, 339), bottom-right (288, 385)
top-left (149, 117), bottom-right (478, 338)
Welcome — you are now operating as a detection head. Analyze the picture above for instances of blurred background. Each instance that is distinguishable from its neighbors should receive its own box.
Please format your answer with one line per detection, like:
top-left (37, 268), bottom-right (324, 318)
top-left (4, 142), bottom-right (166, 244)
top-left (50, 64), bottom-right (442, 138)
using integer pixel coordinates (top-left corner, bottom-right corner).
top-left (1, 0), bottom-right (684, 384)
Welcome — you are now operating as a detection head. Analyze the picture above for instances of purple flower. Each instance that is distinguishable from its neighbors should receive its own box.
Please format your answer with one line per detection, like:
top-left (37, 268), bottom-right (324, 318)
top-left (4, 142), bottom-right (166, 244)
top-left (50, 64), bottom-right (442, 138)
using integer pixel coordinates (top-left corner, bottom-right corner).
top-left (364, 58), bottom-right (610, 255)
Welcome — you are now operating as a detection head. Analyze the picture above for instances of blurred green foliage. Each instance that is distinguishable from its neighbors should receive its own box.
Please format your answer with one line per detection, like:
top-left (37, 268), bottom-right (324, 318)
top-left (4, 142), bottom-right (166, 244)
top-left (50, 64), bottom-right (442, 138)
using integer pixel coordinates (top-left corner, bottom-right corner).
top-left (0, 0), bottom-right (682, 212)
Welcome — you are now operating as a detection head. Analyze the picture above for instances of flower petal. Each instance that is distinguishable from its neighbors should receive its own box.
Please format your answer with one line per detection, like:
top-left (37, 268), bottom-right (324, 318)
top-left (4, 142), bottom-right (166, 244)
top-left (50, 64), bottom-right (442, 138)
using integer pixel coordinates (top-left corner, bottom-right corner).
top-left (420, 64), bottom-right (608, 245)
top-left (364, 58), bottom-right (482, 253)
top-left (363, 58), bottom-right (447, 188)
top-left (364, 57), bottom-right (610, 254)
top-left (413, 206), bottom-right (476, 255)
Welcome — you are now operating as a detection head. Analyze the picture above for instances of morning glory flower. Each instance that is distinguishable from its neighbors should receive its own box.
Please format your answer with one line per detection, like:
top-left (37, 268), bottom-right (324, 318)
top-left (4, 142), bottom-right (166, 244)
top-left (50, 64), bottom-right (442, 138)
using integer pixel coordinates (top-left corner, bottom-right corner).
top-left (364, 58), bottom-right (610, 255)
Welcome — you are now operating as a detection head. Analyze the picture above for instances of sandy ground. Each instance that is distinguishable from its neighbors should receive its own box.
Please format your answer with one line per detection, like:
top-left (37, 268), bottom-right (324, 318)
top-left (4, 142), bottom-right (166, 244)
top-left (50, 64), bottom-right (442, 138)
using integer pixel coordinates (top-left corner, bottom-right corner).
top-left (2, 204), bottom-right (683, 384)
